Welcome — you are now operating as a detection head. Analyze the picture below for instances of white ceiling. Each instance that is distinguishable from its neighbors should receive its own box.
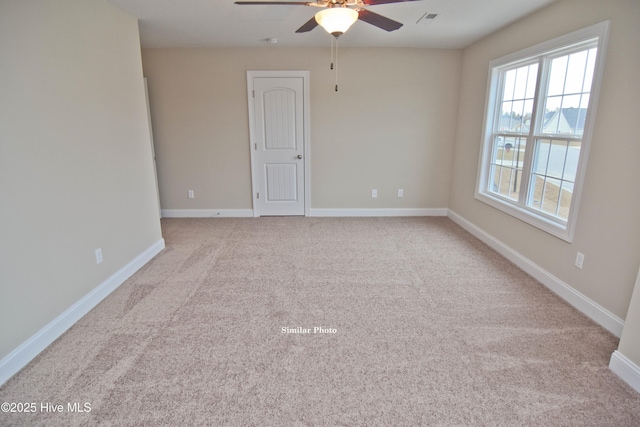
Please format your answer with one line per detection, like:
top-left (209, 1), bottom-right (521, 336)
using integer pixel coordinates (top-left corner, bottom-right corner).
top-left (107, 0), bottom-right (557, 49)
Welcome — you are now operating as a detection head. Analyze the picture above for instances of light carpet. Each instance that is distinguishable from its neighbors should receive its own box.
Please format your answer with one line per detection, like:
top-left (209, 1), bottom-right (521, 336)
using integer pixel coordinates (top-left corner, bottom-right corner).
top-left (1, 217), bottom-right (639, 426)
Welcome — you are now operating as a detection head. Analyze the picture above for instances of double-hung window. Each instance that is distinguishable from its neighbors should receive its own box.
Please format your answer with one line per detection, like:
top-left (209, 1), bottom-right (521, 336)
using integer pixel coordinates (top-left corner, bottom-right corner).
top-left (476, 22), bottom-right (609, 242)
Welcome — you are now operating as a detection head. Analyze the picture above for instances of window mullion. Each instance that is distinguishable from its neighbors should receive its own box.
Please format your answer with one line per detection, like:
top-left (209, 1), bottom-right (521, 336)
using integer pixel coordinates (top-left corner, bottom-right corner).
top-left (517, 136), bottom-right (533, 206)
top-left (518, 58), bottom-right (546, 207)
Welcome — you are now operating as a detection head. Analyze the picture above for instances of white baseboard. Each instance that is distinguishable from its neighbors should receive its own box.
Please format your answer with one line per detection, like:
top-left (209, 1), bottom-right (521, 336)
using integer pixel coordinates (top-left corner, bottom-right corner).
top-left (161, 209), bottom-right (253, 218)
top-left (447, 210), bottom-right (624, 337)
top-left (610, 350), bottom-right (640, 393)
top-left (162, 208), bottom-right (447, 218)
top-left (309, 208), bottom-right (448, 217)
top-left (0, 238), bottom-right (165, 386)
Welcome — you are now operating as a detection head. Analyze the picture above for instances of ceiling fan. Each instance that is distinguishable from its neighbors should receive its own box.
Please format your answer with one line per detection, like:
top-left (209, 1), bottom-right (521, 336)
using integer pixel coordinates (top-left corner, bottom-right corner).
top-left (235, 0), bottom-right (422, 38)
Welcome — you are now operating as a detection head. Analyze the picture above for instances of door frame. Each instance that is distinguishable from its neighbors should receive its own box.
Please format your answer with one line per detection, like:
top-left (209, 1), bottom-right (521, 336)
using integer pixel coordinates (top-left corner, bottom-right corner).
top-left (247, 70), bottom-right (311, 217)
top-left (144, 77), bottom-right (161, 219)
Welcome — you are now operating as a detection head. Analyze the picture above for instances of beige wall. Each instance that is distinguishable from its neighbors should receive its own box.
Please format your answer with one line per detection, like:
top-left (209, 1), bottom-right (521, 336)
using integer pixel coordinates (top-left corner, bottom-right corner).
top-left (142, 47), bottom-right (461, 211)
top-left (0, 0), bottom-right (162, 360)
top-left (449, 0), bottom-right (640, 322)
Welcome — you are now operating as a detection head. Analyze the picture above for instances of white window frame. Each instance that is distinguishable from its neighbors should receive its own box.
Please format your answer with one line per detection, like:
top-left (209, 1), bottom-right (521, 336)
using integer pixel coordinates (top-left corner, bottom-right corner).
top-left (475, 21), bottom-right (610, 242)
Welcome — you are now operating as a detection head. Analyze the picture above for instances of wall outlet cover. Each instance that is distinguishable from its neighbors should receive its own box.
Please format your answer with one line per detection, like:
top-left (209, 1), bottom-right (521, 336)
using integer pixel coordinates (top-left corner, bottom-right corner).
top-left (575, 252), bottom-right (585, 269)
top-left (95, 248), bottom-right (103, 264)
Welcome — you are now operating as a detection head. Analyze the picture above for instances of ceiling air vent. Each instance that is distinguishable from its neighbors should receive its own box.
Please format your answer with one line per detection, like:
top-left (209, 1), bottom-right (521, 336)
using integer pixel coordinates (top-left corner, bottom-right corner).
top-left (417, 13), bottom-right (438, 25)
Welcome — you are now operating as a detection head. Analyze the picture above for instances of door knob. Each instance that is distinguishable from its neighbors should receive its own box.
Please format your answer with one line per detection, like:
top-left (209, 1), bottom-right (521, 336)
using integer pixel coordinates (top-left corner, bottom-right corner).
top-left (297, 154), bottom-right (303, 159)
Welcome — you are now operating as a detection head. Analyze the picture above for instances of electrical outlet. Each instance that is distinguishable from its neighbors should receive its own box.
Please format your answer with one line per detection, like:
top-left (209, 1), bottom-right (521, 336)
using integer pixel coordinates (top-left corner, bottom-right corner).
top-left (371, 189), bottom-right (378, 198)
top-left (398, 189), bottom-right (404, 197)
top-left (575, 252), bottom-right (584, 269)
top-left (95, 248), bottom-right (103, 264)
top-left (188, 190), bottom-right (194, 199)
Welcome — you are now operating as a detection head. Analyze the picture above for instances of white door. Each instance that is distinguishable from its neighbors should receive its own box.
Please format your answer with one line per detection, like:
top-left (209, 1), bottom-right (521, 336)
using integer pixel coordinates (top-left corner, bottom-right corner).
top-left (249, 73), bottom-right (308, 216)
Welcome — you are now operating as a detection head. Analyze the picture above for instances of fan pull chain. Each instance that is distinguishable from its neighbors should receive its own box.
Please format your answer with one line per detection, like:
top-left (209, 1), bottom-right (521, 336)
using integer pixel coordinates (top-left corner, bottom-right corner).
top-left (328, 35), bottom-right (341, 92)
top-left (330, 36), bottom-right (334, 70)
top-left (334, 37), bottom-right (339, 92)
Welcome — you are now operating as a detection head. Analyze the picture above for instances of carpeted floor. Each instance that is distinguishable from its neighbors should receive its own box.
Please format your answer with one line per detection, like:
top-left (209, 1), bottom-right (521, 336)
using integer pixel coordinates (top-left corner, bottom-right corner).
top-left (1, 217), bottom-right (639, 426)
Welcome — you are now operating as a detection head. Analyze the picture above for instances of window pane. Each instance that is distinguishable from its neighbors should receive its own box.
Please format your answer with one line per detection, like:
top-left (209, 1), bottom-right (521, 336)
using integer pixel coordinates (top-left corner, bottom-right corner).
top-left (500, 101), bottom-right (530, 132)
top-left (529, 175), bottom-right (545, 210)
top-left (523, 99), bottom-right (534, 131)
top-left (532, 139), bottom-right (552, 176)
top-left (565, 140), bottom-right (581, 181)
top-left (513, 67), bottom-right (528, 99)
top-left (530, 175), bottom-right (564, 217)
top-left (542, 177), bottom-right (562, 216)
top-left (543, 48), bottom-right (596, 137)
top-left (547, 140), bottom-right (569, 179)
top-left (527, 138), bottom-right (580, 221)
top-left (489, 136), bottom-right (525, 201)
top-left (500, 101), bottom-right (513, 130)
top-left (491, 166), bottom-right (522, 201)
top-left (526, 64), bottom-right (538, 98)
top-left (542, 100), bottom-right (585, 136)
top-left (547, 56), bottom-right (568, 96)
top-left (564, 50), bottom-right (588, 94)
top-left (558, 181), bottom-right (574, 220)
top-left (542, 98), bottom-right (561, 133)
top-left (512, 100), bottom-right (524, 129)
top-left (498, 63), bottom-right (538, 133)
top-left (561, 94), bottom-right (581, 109)
top-left (503, 69), bottom-right (516, 101)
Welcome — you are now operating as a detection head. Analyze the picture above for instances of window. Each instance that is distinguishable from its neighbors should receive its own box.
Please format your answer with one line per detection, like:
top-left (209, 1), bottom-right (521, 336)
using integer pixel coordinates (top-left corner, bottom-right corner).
top-left (476, 22), bottom-right (609, 242)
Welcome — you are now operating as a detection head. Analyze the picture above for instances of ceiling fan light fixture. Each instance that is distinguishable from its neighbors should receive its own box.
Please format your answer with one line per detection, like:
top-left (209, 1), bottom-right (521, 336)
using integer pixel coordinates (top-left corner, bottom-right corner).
top-left (315, 8), bottom-right (359, 38)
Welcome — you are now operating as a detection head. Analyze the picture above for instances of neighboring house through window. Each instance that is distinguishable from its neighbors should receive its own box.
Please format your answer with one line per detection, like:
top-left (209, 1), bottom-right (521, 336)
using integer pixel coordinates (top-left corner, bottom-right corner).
top-left (475, 22), bottom-right (610, 242)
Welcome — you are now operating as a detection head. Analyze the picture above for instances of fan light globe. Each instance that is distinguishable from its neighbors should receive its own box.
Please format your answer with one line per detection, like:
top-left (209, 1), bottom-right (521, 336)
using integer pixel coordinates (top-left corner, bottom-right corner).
top-left (315, 8), bottom-right (358, 38)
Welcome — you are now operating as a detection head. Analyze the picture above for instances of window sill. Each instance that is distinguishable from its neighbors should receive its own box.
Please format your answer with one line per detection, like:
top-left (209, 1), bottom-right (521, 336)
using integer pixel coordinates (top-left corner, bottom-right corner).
top-left (475, 191), bottom-right (574, 243)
